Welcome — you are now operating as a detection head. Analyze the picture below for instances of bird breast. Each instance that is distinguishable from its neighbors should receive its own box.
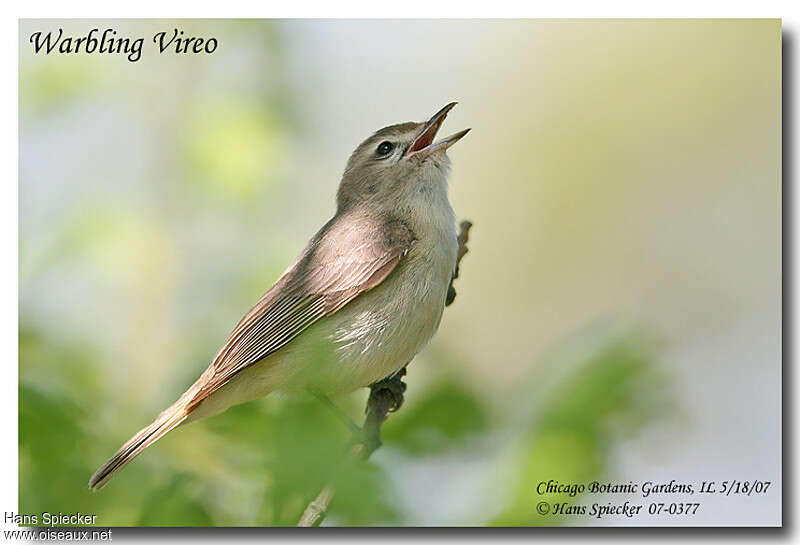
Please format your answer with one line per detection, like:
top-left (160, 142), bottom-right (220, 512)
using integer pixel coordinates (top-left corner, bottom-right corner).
top-left (323, 212), bottom-right (458, 391)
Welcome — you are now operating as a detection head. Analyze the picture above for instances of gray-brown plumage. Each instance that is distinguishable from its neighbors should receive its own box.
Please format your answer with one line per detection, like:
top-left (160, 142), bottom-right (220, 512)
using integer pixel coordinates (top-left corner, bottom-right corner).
top-left (189, 215), bottom-right (416, 410)
top-left (89, 103), bottom-right (469, 491)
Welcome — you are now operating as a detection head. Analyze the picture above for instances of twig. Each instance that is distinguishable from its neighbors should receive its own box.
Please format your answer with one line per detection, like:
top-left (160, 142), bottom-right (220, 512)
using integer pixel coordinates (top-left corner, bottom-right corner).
top-left (297, 370), bottom-right (404, 527)
top-left (297, 220), bottom-right (472, 527)
top-left (297, 484), bottom-right (335, 527)
top-left (446, 220), bottom-right (472, 306)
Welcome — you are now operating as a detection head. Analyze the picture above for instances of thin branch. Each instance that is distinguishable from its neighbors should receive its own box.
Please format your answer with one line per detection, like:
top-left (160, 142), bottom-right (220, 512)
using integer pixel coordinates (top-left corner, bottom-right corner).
top-left (297, 371), bottom-right (403, 527)
top-left (446, 220), bottom-right (472, 307)
top-left (297, 220), bottom-right (472, 527)
top-left (297, 484), bottom-right (335, 527)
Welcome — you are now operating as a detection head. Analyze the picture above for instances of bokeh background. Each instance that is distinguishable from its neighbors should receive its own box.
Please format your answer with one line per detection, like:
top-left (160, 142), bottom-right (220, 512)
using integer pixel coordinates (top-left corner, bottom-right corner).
top-left (19, 19), bottom-right (781, 526)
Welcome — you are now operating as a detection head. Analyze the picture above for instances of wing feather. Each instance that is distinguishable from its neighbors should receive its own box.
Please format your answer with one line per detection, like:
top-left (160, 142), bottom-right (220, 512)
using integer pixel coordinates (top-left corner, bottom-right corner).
top-left (187, 214), bottom-right (415, 409)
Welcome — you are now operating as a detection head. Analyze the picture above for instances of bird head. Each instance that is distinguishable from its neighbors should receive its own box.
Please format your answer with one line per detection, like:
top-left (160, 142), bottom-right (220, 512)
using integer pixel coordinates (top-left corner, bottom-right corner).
top-left (337, 103), bottom-right (470, 213)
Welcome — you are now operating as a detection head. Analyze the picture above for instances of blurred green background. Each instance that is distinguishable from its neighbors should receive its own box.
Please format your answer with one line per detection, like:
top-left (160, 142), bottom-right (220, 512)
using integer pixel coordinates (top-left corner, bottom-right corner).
top-left (19, 19), bottom-right (780, 526)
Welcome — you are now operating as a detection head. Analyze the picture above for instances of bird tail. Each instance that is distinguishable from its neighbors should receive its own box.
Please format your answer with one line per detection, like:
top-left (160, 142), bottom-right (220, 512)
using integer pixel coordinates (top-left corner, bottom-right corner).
top-left (88, 395), bottom-right (191, 491)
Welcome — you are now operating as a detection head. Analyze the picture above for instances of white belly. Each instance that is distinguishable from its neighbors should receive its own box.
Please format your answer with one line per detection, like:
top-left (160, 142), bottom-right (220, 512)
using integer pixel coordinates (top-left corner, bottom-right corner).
top-left (322, 240), bottom-right (456, 390)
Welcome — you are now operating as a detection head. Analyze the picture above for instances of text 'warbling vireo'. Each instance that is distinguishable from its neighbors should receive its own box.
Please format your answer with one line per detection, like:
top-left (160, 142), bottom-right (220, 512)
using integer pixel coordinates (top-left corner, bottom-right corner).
top-left (89, 103), bottom-right (470, 490)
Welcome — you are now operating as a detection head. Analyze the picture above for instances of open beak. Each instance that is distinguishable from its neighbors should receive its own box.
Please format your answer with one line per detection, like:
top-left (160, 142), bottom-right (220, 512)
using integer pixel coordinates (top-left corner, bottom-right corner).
top-left (406, 102), bottom-right (471, 159)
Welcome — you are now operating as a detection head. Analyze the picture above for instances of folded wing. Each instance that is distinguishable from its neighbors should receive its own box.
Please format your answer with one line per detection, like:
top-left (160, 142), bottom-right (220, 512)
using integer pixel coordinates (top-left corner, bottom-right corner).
top-left (187, 214), bottom-right (415, 410)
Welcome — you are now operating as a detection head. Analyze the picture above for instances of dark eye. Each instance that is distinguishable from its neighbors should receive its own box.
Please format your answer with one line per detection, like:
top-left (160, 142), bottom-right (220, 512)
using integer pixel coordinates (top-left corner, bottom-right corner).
top-left (376, 141), bottom-right (395, 156)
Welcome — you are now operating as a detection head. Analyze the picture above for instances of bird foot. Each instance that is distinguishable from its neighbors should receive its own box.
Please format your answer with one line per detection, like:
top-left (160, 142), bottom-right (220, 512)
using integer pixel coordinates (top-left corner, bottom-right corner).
top-left (368, 368), bottom-right (407, 413)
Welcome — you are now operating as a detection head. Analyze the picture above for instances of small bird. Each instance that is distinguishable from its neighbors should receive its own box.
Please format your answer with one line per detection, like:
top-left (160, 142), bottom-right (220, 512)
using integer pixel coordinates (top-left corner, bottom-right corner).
top-left (89, 103), bottom-right (470, 490)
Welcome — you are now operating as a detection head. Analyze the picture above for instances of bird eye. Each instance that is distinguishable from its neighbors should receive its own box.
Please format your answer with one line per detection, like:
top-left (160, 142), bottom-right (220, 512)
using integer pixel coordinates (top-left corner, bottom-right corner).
top-left (376, 141), bottom-right (395, 156)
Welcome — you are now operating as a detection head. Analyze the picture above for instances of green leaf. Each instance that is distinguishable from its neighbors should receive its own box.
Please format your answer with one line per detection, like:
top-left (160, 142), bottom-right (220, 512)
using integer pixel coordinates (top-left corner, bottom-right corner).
top-left (137, 475), bottom-right (214, 526)
top-left (492, 333), bottom-right (669, 526)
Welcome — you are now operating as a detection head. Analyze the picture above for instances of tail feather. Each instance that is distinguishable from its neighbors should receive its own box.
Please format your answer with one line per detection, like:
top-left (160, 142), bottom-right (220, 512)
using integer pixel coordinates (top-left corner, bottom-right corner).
top-left (88, 398), bottom-right (190, 491)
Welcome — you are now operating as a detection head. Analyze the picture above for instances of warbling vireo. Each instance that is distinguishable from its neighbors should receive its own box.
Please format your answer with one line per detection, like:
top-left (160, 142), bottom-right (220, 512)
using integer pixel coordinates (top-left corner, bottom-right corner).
top-left (89, 103), bottom-right (470, 490)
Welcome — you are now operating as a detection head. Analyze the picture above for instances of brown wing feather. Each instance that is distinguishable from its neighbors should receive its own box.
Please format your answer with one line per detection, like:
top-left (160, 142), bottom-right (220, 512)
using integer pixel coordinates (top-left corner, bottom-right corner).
top-left (187, 214), bottom-right (415, 410)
